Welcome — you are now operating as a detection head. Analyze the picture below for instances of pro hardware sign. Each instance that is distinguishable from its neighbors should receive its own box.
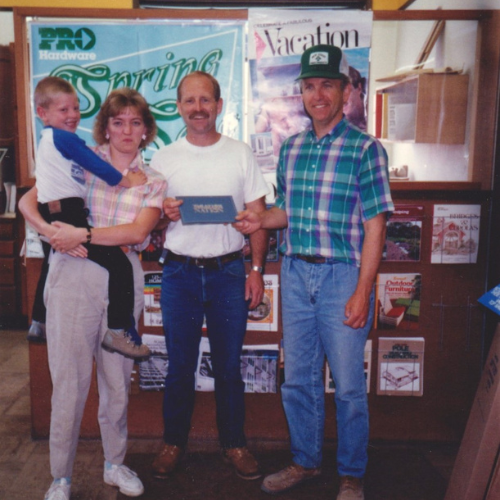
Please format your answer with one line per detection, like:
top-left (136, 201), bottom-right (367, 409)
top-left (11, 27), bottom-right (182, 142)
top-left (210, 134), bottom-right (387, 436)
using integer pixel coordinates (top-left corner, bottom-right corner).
top-left (29, 19), bottom-right (245, 161)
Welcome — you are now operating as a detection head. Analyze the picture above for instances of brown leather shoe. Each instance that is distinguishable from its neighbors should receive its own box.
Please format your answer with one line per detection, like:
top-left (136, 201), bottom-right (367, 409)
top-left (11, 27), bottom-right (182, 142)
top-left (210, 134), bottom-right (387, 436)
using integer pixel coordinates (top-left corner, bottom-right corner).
top-left (223, 447), bottom-right (262, 480)
top-left (261, 463), bottom-right (321, 494)
top-left (102, 329), bottom-right (151, 360)
top-left (152, 444), bottom-right (183, 479)
top-left (337, 475), bottom-right (364, 500)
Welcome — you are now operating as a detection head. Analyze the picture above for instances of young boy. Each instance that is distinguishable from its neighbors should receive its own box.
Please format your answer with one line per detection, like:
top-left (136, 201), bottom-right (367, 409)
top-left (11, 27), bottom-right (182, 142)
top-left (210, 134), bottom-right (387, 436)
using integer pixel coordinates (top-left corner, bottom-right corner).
top-left (27, 76), bottom-right (150, 360)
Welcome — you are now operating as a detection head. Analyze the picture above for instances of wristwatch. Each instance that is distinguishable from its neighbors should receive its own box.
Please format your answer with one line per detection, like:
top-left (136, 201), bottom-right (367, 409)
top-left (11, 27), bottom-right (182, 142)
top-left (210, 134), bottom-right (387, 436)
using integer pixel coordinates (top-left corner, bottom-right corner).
top-left (251, 265), bottom-right (263, 274)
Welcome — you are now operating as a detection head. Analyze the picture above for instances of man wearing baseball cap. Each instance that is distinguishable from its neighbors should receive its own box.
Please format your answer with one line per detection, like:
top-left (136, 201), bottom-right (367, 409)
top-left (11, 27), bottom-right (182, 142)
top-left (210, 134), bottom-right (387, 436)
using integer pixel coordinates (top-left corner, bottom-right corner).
top-left (234, 45), bottom-right (393, 499)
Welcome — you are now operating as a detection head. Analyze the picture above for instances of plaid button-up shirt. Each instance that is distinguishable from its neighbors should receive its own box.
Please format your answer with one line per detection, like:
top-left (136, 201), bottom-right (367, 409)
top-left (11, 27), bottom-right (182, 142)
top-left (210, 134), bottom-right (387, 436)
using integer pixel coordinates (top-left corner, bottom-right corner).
top-left (85, 144), bottom-right (168, 252)
top-left (276, 118), bottom-right (393, 267)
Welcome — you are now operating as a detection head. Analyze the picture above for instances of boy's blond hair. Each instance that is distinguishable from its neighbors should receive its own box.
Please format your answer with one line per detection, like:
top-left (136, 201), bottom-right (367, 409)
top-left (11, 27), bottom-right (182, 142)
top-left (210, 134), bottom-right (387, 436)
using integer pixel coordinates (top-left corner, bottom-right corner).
top-left (34, 76), bottom-right (76, 109)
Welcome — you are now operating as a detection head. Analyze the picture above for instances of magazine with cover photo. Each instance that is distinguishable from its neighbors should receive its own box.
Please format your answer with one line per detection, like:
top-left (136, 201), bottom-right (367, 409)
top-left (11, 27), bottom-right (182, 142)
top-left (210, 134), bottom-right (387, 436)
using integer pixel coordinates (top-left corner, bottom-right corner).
top-left (143, 271), bottom-right (163, 327)
top-left (377, 337), bottom-right (425, 396)
top-left (375, 273), bottom-right (421, 331)
top-left (247, 274), bottom-right (279, 331)
top-left (431, 204), bottom-right (480, 264)
top-left (383, 205), bottom-right (424, 262)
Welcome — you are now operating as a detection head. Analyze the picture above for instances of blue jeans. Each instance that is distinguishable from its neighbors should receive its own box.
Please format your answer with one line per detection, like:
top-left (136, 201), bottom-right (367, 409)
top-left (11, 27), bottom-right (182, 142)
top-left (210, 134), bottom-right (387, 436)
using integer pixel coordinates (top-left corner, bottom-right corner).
top-left (160, 256), bottom-right (248, 449)
top-left (280, 256), bottom-right (373, 477)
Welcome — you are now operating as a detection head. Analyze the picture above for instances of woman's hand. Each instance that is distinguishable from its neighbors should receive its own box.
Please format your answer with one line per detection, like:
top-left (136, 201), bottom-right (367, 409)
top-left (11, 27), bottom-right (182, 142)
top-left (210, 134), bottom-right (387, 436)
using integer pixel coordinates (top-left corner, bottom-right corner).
top-left (50, 221), bottom-right (88, 255)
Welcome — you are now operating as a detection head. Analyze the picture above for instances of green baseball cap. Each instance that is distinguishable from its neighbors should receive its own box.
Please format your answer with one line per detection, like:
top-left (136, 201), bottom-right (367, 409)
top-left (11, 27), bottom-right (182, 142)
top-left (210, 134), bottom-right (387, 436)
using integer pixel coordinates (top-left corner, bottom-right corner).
top-left (297, 45), bottom-right (349, 80)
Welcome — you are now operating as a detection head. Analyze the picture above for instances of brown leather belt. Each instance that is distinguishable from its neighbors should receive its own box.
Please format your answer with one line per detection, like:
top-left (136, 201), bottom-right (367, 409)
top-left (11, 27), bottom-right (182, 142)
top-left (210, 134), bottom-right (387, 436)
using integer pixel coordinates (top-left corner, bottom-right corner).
top-left (164, 250), bottom-right (242, 269)
top-left (295, 254), bottom-right (328, 264)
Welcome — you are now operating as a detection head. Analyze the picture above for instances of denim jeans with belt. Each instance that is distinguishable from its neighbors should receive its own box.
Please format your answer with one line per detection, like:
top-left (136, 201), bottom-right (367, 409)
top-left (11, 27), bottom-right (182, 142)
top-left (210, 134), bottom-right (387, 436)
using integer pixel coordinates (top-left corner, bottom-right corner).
top-left (280, 255), bottom-right (373, 478)
top-left (160, 256), bottom-right (248, 449)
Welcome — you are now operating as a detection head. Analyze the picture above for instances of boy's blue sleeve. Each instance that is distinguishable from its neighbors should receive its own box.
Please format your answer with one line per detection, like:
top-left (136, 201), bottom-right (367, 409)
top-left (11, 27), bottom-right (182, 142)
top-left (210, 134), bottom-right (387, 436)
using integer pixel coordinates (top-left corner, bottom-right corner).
top-left (52, 128), bottom-right (123, 186)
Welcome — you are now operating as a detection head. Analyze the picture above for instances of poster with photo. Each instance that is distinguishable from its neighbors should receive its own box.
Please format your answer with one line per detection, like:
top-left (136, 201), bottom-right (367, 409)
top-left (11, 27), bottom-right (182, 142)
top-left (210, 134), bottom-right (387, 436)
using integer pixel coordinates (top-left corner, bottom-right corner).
top-left (247, 9), bottom-right (373, 189)
top-left (143, 271), bottom-right (163, 327)
top-left (28, 19), bottom-right (245, 173)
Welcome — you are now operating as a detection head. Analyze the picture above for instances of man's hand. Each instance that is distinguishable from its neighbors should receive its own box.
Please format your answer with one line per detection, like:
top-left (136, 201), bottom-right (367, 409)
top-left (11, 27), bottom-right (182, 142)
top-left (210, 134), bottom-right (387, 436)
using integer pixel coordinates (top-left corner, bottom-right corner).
top-left (343, 212), bottom-right (388, 330)
top-left (67, 246), bottom-right (89, 258)
top-left (343, 289), bottom-right (371, 329)
top-left (245, 269), bottom-right (265, 310)
top-left (120, 169), bottom-right (147, 188)
top-left (163, 197), bottom-right (183, 222)
top-left (233, 209), bottom-right (263, 235)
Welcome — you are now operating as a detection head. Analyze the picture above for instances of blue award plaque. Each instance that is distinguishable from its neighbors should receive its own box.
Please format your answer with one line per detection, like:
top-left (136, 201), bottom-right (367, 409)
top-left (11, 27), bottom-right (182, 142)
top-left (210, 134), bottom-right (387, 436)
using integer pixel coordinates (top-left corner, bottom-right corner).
top-left (177, 196), bottom-right (238, 224)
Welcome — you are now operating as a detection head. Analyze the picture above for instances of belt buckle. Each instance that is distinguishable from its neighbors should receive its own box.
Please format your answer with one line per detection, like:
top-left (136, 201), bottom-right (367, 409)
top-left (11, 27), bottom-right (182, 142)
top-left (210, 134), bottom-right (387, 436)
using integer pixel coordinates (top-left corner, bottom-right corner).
top-left (194, 258), bottom-right (204, 268)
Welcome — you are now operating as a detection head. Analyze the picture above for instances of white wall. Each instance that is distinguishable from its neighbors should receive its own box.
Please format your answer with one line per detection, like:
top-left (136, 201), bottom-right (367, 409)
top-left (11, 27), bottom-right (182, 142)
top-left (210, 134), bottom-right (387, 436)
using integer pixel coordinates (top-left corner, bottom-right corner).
top-left (0, 11), bottom-right (14, 46)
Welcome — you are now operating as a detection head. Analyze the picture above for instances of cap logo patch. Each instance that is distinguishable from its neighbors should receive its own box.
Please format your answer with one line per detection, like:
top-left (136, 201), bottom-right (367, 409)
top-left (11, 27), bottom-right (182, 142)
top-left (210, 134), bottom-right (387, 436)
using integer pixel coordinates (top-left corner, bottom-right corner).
top-left (309, 52), bottom-right (329, 65)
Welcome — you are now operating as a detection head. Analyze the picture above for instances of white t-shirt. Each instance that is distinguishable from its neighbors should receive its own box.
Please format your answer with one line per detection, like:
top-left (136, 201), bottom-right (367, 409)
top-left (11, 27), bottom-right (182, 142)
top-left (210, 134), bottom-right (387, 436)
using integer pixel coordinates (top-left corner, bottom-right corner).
top-left (150, 135), bottom-right (269, 258)
top-left (36, 127), bottom-right (122, 204)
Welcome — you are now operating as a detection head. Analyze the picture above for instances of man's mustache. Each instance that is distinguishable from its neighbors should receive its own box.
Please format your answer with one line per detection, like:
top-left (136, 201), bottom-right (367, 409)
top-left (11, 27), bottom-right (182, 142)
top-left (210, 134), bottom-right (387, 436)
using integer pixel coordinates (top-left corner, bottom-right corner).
top-left (189, 112), bottom-right (209, 119)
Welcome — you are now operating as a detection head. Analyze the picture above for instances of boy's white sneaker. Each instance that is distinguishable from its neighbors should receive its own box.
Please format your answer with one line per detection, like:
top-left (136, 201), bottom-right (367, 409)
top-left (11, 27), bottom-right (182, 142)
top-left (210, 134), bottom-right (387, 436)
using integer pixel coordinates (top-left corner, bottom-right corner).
top-left (44, 478), bottom-right (71, 500)
top-left (104, 463), bottom-right (144, 497)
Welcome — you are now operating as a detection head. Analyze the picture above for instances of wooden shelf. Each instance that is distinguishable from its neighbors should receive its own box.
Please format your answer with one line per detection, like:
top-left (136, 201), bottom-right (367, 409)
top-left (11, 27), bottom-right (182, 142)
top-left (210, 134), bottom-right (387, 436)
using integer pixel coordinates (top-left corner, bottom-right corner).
top-left (376, 73), bottom-right (469, 144)
top-left (390, 181), bottom-right (482, 192)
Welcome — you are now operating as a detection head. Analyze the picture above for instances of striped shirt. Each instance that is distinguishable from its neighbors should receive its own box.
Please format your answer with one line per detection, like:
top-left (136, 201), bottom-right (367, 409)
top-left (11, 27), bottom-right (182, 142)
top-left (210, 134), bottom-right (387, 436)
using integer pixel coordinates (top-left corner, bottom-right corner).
top-left (85, 144), bottom-right (168, 252)
top-left (276, 118), bottom-right (393, 267)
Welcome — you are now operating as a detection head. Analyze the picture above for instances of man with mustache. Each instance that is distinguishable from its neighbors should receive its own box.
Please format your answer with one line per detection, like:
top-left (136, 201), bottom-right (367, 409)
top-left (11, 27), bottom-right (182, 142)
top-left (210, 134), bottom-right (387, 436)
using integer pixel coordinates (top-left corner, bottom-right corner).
top-left (150, 71), bottom-right (269, 481)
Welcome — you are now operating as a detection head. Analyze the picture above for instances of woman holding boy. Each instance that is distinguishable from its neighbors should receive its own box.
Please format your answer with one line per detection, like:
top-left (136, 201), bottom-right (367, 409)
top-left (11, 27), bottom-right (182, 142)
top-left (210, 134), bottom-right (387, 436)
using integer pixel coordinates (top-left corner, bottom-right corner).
top-left (20, 86), bottom-right (167, 500)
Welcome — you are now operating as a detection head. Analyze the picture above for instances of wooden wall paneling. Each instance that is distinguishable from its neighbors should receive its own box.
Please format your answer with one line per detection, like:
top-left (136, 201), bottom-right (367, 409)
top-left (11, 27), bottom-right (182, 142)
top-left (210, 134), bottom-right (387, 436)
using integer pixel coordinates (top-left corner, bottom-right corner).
top-left (469, 11), bottom-right (500, 188)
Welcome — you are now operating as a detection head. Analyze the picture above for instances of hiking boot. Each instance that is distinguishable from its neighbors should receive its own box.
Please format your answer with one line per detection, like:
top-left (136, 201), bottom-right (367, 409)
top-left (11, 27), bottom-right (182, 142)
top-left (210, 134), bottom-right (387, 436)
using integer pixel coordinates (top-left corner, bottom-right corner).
top-left (152, 443), bottom-right (183, 479)
top-left (261, 463), bottom-right (321, 494)
top-left (223, 446), bottom-right (262, 480)
top-left (337, 475), bottom-right (364, 500)
top-left (103, 463), bottom-right (144, 497)
top-left (44, 478), bottom-right (71, 500)
top-left (27, 320), bottom-right (46, 343)
top-left (102, 329), bottom-right (150, 360)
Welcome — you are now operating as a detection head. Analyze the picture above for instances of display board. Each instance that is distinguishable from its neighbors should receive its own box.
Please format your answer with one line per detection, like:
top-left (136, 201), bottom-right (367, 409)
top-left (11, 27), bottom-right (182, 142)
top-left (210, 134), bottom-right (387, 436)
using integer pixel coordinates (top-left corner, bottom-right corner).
top-left (14, 7), bottom-right (374, 190)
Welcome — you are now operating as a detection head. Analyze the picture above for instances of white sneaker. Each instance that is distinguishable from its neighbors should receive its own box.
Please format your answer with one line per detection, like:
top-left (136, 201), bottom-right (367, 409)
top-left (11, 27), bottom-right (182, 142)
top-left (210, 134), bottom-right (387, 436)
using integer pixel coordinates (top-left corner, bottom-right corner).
top-left (44, 478), bottom-right (71, 500)
top-left (104, 463), bottom-right (144, 497)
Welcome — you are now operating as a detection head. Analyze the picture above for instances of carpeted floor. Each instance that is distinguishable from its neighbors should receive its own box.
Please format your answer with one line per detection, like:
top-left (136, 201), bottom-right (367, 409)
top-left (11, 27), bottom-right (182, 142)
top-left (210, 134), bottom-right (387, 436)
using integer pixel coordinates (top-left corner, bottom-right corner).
top-left (111, 446), bottom-right (447, 500)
